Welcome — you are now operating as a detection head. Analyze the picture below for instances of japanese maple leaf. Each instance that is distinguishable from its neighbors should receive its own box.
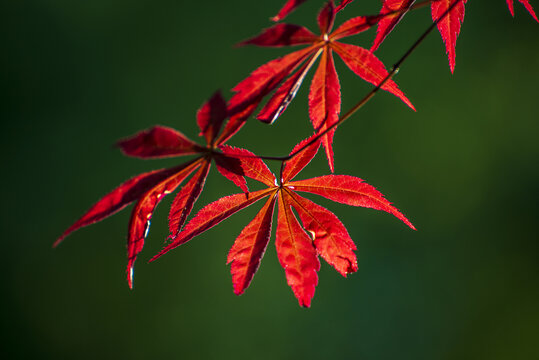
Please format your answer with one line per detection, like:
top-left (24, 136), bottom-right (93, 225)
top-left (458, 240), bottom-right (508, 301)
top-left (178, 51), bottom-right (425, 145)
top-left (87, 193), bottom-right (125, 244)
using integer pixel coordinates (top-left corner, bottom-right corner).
top-left (55, 92), bottom-right (253, 288)
top-left (230, 0), bottom-right (414, 173)
top-left (431, 0), bottom-right (467, 73)
top-left (368, 0), bottom-right (466, 73)
top-left (271, 0), bottom-right (355, 22)
top-left (371, 0), bottom-right (417, 52)
top-left (151, 136), bottom-right (415, 307)
top-left (506, 0), bottom-right (539, 21)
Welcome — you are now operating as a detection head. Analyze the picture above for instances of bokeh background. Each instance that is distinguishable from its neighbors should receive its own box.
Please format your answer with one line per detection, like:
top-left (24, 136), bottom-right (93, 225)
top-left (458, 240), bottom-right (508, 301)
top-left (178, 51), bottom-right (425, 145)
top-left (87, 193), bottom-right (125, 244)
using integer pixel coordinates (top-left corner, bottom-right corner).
top-left (2, 1), bottom-right (538, 359)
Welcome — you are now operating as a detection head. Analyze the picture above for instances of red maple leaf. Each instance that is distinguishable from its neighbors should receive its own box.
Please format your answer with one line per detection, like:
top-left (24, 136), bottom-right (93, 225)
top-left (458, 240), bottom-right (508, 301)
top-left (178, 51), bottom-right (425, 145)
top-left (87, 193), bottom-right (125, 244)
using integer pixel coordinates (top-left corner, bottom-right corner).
top-left (506, 0), bottom-right (539, 21)
top-left (151, 136), bottom-right (415, 307)
top-left (431, 0), bottom-right (467, 74)
top-left (368, 0), bottom-right (466, 73)
top-left (230, 0), bottom-right (414, 173)
top-left (55, 92), bottom-right (253, 288)
top-left (271, 0), bottom-right (355, 22)
top-left (371, 0), bottom-right (417, 52)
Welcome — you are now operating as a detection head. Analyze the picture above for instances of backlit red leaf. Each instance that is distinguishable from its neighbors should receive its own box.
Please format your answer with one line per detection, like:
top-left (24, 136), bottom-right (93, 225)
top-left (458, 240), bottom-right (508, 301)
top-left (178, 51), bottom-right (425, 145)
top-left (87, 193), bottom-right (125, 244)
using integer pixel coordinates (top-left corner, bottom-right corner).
top-left (506, 0), bottom-right (539, 21)
top-left (197, 91), bottom-right (227, 145)
top-left (152, 189), bottom-right (275, 261)
top-left (239, 24), bottom-right (318, 47)
top-left (215, 153), bottom-right (249, 194)
top-left (55, 166), bottom-right (185, 247)
top-left (282, 135), bottom-right (321, 183)
top-left (330, 16), bottom-right (380, 40)
top-left (227, 195), bottom-right (277, 295)
top-left (219, 145), bottom-right (276, 187)
top-left (308, 49), bottom-right (341, 172)
top-left (276, 191), bottom-right (320, 307)
top-left (257, 49), bottom-right (322, 124)
top-left (168, 161), bottom-right (211, 238)
top-left (431, 0), bottom-right (467, 73)
top-left (217, 101), bottom-right (258, 146)
top-left (271, 0), bottom-right (308, 22)
top-left (286, 190), bottom-right (357, 276)
top-left (117, 126), bottom-right (203, 159)
top-left (289, 175), bottom-right (416, 230)
top-left (332, 41), bottom-right (415, 110)
top-left (227, 46), bottom-right (317, 118)
top-left (127, 160), bottom-right (202, 288)
top-left (371, 0), bottom-right (416, 52)
top-left (335, 0), bottom-right (355, 12)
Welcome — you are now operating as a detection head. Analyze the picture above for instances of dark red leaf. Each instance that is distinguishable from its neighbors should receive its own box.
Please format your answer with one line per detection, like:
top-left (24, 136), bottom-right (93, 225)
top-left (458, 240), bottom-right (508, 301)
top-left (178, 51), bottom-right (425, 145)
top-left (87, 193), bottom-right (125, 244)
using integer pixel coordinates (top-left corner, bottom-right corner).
top-left (168, 161), bottom-right (211, 239)
top-left (330, 16), bottom-right (380, 40)
top-left (257, 50), bottom-right (322, 124)
top-left (431, 0), bottom-right (467, 74)
top-left (271, 0), bottom-right (308, 22)
top-left (127, 160), bottom-right (202, 288)
top-left (335, 0), bottom-right (355, 12)
top-left (239, 24), bottom-right (318, 47)
top-left (55, 165), bottom-right (185, 247)
top-left (227, 46), bottom-right (318, 118)
top-left (215, 153), bottom-right (249, 194)
top-left (117, 126), bottom-right (203, 159)
top-left (197, 91), bottom-right (227, 145)
top-left (286, 190), bottom-right (357, 276)
top-left (289, 175), bottom-right (416, 230)
top-left (276, 191), bottom-right (320, 308)
top-left (371, 0), bottom-right (416, 52)
top-left (318, 1), bottom-right (336, 34)
top-left (332, 41), bottom-right (415, 110)
top-left (217, 101), bottom-right (258, 146)
top-left (227, 195), bottom-right (276, 295)
top-left (219, 145), bottom-right (276, 187)
top-left (308, 49), bottom-right (341, 172)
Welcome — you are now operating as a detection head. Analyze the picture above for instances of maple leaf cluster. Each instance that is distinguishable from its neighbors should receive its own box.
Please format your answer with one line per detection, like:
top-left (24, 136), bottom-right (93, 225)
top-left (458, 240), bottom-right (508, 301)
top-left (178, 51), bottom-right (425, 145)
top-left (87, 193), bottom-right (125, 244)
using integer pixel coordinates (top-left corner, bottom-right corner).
top-left (56, 0), bottom-right (537, 307)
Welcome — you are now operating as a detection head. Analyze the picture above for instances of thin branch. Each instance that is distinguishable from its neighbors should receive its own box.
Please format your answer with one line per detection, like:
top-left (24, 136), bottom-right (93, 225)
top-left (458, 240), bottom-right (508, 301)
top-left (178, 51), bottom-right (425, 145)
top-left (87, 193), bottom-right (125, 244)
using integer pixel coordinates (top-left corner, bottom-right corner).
top-left (222, 0), bottom-right (462, 164)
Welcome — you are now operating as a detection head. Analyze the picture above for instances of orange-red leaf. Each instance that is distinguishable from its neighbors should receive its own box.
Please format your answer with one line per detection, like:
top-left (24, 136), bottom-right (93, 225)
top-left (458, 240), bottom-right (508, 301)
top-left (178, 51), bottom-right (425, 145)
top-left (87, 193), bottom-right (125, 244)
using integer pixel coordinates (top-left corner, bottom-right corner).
top-left (276, 191), bottom-right (320, 308)
top-left (371, 0), bottom-right (416, 52)
top-left (332, 41), bottom-right (415, 110)
top-left (308, 49), bottom-right (341, 172)
top-left (117, 126), bottom-right (203, 158)
top-left (152, 189), bottom-right (275, 261)
top-left (227, 195), bottom-right (277, 295)
top-left (282, 135), bottom-right (321, 183)
top-left (431, 0), bottom-right (467, 74)
top-left (168, 161), bottom-right (211, 238)
top-left (506, 0), bottom-right (539, 21)
top-left (286, 190), bottom-right (357, 276)
top-left (289, 175), bottom-right (416, 230)
top-left (127, 160), bottom-right (202, 288)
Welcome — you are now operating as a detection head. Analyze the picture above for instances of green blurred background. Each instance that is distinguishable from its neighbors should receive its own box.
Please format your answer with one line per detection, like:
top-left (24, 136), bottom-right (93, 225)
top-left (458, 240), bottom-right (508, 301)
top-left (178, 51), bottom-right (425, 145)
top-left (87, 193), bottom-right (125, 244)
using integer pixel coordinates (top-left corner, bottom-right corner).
top-left (2, 1), bottom-right (538, 359)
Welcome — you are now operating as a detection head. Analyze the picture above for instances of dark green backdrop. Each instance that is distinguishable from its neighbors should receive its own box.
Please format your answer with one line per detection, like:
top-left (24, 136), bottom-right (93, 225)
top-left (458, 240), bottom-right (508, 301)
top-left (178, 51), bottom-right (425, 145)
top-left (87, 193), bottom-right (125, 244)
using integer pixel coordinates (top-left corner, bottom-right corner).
top-left (2, 1), bottom-right (538, 359)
